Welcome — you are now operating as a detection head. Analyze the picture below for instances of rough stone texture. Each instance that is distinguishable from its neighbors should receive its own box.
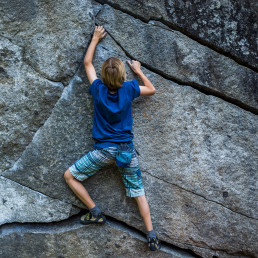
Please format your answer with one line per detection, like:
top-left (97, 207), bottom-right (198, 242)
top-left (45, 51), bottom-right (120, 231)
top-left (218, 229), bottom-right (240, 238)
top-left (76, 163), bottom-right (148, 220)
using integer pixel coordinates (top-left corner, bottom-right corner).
top-left (82, 171), bottom-right (258, 257)
top-left (1, 0), bottom-right (257, 257)
top-left (0, 0), bottom-right (95, 82)
top-left (0, 176), bottom-right (80, 225)
top-left (96, 5), bottom-right (258, 112)
top-left (0, 37), bottom-right (64, 172)
top-left (3, 37), bottom-right (258, 257)
top-left (133, 70), bottom-right (258, 220)
top-left (0, 217), bottom-right (179, 258)
top-left (95, 0), bottom-right (258, 69)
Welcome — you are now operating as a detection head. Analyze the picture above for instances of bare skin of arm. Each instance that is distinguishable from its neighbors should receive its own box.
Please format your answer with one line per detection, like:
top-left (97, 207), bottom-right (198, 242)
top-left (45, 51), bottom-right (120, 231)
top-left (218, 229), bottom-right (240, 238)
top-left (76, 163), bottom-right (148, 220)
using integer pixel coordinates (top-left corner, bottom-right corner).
top-left (84, 26), bottom-right (107, 84)
top-left (126, 60), bottom-right (156, 96)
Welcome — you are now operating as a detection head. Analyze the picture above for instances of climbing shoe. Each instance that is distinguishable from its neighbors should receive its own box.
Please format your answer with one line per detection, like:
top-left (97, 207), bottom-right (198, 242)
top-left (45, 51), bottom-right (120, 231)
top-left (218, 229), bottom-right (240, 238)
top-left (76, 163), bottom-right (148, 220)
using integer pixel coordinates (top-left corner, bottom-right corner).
top-left (148, 236), bottom-right (161, 251)
top-left (80, 211), bottom-right (106, 225)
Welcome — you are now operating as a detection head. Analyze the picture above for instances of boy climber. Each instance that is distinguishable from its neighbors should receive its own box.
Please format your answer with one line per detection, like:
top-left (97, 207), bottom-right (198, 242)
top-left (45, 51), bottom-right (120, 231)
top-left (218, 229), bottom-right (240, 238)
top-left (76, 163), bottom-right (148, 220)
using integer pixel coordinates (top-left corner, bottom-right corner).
top-left (64, 26), bottom-right (160, 251)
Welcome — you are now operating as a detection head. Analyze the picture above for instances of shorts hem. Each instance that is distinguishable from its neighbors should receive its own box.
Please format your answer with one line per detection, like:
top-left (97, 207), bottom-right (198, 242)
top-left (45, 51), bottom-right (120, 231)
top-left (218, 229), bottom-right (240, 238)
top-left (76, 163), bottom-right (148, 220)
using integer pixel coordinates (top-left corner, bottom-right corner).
top-left (69, 165), bottom-right (89, 182)
top-left (126, 189), bottom-right (145, 197)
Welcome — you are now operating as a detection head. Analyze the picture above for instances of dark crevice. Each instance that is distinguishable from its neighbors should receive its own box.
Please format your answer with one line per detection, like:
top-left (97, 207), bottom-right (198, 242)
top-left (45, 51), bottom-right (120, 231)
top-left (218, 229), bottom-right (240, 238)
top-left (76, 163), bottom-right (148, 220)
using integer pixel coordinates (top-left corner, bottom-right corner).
top-left (2, 208), bottom-right (251, 257)
top-left (0, 210), bottom-right (201, 257)
top-left (94, 0), bottom-right (258, 73)
top-left (104, 213), bottom-right (201, 257)
top-left (104, 29), bottom-right (258, 115)
top-left (0, 210), bottom-right (82, 236)
top-left (0, 176), bottom-right (73, 206)
top-left (152, 18), bottom-right (258, 73)
top-left (93, 2), bottom-right (104, 18)
top-left (142, 170), bottom-right (257, 220)
top-left (0, 209), bottom-right (254, 257)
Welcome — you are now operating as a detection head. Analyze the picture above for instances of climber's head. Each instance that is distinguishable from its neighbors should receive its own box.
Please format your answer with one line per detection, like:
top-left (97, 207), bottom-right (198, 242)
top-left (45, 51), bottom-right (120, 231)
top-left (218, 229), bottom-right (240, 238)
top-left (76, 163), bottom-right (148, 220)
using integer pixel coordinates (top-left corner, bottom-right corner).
top-left (101, 57), bottom-right (126, 91)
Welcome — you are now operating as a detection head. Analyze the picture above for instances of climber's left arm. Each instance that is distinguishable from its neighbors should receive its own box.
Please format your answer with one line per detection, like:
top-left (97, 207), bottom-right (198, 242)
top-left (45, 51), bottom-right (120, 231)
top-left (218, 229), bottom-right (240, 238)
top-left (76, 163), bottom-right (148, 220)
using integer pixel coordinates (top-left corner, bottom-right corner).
top-left (84, 26), bottom-right (107, 84)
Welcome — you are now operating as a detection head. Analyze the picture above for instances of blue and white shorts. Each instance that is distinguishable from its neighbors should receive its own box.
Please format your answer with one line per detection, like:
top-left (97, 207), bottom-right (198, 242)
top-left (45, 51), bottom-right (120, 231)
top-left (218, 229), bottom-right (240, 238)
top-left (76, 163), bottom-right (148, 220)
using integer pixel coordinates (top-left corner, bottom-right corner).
top-left (69, 146), bottom-right (145, 197)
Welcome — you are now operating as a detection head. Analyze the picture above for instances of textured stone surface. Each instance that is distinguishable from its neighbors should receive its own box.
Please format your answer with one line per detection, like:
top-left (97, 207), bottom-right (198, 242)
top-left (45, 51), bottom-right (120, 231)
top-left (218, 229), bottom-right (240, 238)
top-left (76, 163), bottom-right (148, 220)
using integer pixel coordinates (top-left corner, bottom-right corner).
top-left (0, 37), bottom-right (64, 172)
top-left (81, 171), bottom-right (258, 257)
top-left (0, 218), bottom-right (178, 258)
top-left (3, 37), bottom-right (258, 257)
top-left (0, 0), bottom-right (95, 82)
top-left (96, 5), bottom-right (258, 112)
top-left (133, 70), bottom-right (258, 219)
top-left (96, 0), bottom-right (258, 69)
top-left (1, 1), bottom-right (257, 257)
top-left (0, 176), bottom-right (79, 225)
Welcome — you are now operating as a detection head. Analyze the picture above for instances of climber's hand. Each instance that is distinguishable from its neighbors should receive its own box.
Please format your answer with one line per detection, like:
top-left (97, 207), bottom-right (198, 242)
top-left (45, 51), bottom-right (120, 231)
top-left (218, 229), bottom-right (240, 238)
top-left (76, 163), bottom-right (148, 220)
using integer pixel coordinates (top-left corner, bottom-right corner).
top-left (92, 26), bottom-right (107, 41)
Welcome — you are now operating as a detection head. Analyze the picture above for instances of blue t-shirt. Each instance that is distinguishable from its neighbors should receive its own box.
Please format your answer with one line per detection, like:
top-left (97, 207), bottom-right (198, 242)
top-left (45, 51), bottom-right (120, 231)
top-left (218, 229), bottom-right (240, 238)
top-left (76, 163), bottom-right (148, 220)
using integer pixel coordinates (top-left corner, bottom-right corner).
top-left (89, 78), bottom-right (140, 148)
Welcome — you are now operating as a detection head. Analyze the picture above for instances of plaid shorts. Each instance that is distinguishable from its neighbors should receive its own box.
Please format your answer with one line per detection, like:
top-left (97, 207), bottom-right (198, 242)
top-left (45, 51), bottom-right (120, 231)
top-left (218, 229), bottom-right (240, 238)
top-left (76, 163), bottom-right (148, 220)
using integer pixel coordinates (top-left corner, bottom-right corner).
top-left (69, 146), bottom-right (144, 197)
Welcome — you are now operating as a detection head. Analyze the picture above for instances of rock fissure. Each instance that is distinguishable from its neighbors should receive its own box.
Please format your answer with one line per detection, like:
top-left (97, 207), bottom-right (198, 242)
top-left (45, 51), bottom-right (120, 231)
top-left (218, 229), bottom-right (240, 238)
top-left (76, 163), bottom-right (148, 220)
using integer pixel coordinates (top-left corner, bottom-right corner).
top-left (143, 170), bottom-right (258, 221)
top-left (0, 94), bottom-right (61, 174)
top-left (148, 18), bottom-right (258, 73)
top-left (101, 27), bottom-right (258, 115)
top-left (0, 175), bottom-right (73, 207)
top-left (93, 2), bottom-right (104, 18)
top-left (0, 211), bottom-right (200, 257)
top-left (93, 0), bottom-right (258, 73)
top-left (0, 62), bottom-right (85, 175)
top-left (105, 214), bottom-right (200, 257)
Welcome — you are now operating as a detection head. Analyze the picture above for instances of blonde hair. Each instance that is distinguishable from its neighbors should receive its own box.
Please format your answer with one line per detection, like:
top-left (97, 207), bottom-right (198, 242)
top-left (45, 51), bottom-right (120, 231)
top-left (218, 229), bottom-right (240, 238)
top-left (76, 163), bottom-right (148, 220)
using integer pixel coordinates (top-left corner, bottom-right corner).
top-left (101, 57), bottom-right (126, 91)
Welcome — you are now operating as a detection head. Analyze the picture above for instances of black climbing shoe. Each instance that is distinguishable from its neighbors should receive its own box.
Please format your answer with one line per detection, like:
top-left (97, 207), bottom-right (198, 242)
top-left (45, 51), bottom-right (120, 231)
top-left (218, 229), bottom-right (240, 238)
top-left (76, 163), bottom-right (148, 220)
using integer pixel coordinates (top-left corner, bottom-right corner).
top-left (80, 211), bottom-right (106, 225)
top-left (148, 236), bottom-right (161, 251)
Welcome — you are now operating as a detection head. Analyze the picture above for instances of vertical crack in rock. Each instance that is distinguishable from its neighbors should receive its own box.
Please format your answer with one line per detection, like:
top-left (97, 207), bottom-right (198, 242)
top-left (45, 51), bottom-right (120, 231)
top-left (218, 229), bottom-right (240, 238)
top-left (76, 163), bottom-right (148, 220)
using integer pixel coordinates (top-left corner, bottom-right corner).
top-left (143, 170), bottom-right (257, 220)
top-left (102, 27), bottom-right (258, 115)
top-left (93, 1), bottom-right (104, 18)
top-left (93, 0), bottom-right (258, 73)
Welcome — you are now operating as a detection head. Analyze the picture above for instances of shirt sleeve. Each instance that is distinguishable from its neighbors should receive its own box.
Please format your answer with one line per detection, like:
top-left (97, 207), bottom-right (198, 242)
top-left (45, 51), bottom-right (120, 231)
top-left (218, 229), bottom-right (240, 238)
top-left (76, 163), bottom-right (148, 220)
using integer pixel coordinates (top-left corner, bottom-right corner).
top-left (89, 78), bottom-right (102, 98)
top-left (130, 79), bottom-right (141, 100)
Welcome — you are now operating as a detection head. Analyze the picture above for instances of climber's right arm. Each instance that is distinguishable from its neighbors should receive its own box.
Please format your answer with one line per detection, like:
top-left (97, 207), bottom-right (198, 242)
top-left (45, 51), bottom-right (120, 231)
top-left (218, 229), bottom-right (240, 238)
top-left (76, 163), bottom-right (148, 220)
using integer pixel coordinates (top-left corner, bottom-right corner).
top-left (84, 26), bottom-right (107, 84)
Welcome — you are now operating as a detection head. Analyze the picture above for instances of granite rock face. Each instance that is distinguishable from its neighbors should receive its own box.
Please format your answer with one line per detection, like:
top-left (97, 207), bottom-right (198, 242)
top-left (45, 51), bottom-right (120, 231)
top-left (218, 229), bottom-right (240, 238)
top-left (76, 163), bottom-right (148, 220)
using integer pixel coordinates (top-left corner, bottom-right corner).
top-left (96, 0), bottom-right (258, 70)
top-left (0, 0), bottom-right (257, 257)
top-left (3, 36), bottom-right (258, 257)
top-left (0, 37), bottom-right (64, 172)
top-left (96, 5), bottom-right (258, 112)
top-left (0, 216), bottom-right (186, 258)
top-left (0, 176), bottom-right (79, 225)
top-left (0, 0), bottom-right (95, 83)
